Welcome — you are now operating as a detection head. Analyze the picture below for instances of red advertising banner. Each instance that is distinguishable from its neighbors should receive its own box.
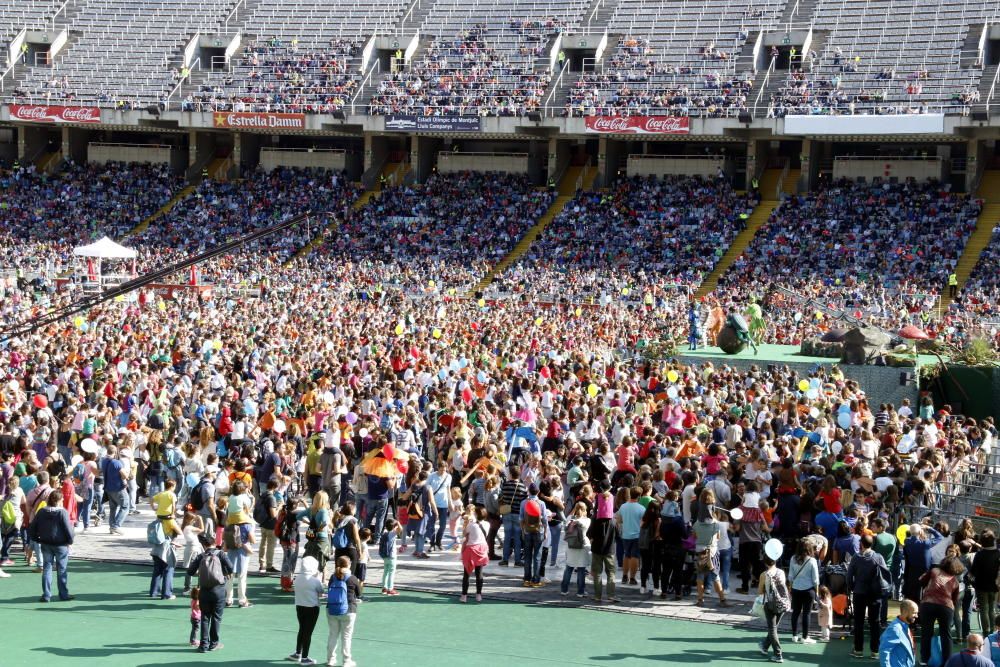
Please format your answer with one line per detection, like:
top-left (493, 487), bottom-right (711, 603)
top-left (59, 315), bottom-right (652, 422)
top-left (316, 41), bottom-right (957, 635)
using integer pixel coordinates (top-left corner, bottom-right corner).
top-left (8, 104), bottom-right (102, 124)
top-left (584, 115), bottom-right (690, 134)
top-left (212, 111), bottom-right (306, 130)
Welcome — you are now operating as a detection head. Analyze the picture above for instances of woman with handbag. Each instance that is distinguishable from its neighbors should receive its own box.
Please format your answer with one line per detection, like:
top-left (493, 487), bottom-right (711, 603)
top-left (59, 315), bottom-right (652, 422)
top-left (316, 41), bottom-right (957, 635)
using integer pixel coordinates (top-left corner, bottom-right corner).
top-left (297, 491), bottom-right (332, 571)
top-left (788, 540), bottom-right (820, 643)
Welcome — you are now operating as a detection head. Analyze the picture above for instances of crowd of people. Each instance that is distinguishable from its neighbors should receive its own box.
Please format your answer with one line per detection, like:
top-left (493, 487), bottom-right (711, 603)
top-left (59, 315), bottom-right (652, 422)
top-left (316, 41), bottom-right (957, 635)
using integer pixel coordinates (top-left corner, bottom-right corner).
top-left (492, 174), bottom-right (757, 303)
top-left (368, 25), bottom-right (555, 117)
top-left (315, 171), bottom-right (555, 291)
top-left (1, 155), bottom-right (1000, 665)
top-left (184, 38), bottom-right (361, 114)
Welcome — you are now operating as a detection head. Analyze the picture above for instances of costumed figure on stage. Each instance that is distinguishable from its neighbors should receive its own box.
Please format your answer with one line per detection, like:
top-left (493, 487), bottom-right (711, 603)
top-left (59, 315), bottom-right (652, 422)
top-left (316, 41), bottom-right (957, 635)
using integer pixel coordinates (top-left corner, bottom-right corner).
top-left (728, 309), bottom-right (758, 355)
top-left (688, 300), bottom-right (702, 350)
top-left (704, 298), bottom-right (726, 346)
top-left (744, 298), bottom-right (766, 344)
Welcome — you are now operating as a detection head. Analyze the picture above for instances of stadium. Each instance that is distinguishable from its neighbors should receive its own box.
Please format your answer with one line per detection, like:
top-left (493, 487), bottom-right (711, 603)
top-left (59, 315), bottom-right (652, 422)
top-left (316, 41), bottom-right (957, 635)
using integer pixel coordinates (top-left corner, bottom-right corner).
top-left (1, 0), bottom-right (1000, 665)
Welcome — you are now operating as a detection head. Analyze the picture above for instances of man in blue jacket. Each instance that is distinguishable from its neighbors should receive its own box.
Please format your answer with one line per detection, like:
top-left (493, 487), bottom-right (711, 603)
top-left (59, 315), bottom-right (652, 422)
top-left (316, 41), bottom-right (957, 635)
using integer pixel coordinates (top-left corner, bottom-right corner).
top-left (879, 599), bottom-right (918, 667)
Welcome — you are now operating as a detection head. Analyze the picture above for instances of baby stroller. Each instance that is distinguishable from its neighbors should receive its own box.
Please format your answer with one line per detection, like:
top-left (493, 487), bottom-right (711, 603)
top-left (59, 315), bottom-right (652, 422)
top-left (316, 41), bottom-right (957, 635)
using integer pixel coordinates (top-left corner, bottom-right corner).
top-left (824, 563), bottom-right (853, 634)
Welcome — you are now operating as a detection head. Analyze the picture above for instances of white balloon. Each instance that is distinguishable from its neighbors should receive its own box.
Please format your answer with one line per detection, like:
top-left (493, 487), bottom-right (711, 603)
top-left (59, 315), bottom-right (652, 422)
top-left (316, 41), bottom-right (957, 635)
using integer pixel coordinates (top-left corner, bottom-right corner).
top-left (764, 538), bottom-right (784, 561)
top-left (272, 419), bottom-right (286, 434)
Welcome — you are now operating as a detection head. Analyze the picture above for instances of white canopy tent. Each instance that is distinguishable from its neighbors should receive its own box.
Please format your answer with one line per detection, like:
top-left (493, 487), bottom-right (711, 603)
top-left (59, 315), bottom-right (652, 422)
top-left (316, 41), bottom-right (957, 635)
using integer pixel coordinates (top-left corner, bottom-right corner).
top-left (72, 236), bottom-right (138, 259)
top-left (72, 237), bottom-right (137, 292)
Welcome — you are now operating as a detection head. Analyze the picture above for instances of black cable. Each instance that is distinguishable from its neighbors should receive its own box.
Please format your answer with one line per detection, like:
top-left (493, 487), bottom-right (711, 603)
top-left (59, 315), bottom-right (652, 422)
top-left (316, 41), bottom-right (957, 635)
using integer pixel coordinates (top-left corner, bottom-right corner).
top-left (0, 211), bottom-right (313, 342)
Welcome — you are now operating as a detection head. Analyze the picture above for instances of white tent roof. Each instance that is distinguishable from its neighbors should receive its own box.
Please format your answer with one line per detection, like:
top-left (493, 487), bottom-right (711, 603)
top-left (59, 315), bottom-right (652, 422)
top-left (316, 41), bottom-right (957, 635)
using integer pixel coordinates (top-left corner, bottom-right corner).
top-left (73, 237), bottom-right (137, 259)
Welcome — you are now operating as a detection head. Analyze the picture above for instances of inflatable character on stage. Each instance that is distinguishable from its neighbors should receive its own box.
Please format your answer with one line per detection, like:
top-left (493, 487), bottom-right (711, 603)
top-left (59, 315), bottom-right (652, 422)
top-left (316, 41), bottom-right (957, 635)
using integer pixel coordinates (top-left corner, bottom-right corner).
top-left (704, 299), bottom-right (726, 346)
top-left (744, 298), bottom-right (766, 344)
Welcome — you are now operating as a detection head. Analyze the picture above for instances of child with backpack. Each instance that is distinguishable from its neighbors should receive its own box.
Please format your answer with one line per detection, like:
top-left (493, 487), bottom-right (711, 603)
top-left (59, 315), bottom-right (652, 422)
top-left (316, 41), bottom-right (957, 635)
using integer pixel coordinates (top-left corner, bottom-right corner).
top-left (561, 502), bottom-right (591, 597)
top-left (277, 495), bottom-right (304, 592)
top-left (180, 507), bottom-right (205, 593)
top-left (326, 555), bottom-right (361, 667)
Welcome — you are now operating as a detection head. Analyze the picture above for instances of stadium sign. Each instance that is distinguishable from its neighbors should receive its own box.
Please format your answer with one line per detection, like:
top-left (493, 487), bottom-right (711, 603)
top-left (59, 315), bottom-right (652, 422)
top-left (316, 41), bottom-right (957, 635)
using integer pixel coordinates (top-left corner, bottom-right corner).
top-left (584, 115), bottom-right (690, 134)
top-left (8, 104), bottom-right (102, 124)
top-left (385, 115), bottom-right (481, 132)
top-left (212, 112), bottom-right (306, 130)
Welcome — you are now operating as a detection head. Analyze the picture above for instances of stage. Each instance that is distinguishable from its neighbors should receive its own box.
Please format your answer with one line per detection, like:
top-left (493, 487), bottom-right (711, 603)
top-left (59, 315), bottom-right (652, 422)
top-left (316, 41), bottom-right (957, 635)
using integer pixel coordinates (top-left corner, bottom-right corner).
top-left (679, 343), bottom-right (940, 367)
top-left (677, 344), bottom-right (930, 408)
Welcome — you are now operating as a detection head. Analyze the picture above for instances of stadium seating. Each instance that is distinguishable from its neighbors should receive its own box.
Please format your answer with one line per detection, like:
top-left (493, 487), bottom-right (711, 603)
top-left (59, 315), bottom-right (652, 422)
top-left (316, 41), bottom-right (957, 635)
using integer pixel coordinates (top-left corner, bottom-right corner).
top-left (493, 175), bottom-right (757, 301)
top-left (565, 0), bottom-right (784, 117)
top-left (369, 0), bottom-right (587, 116)
top-left (315, 171), bottom-right (555, 289)
top-left (191, 1), bottom-right (408, 113)
top-left (766, 0), bottom-right (997, 116)
top-left (13, 0), bottom-right (231, 106)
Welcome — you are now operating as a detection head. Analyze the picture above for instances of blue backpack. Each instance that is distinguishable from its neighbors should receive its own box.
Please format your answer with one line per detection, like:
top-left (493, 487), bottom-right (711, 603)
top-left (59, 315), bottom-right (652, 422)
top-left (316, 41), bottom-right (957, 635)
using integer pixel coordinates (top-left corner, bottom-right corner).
top-left (327, 576), bottom-right (349, 616)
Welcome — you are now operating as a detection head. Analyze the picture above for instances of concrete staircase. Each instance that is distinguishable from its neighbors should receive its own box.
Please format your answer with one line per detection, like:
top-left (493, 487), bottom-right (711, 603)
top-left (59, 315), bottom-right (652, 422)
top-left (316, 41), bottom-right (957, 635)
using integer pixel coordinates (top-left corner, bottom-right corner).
top-left (468, 166), bottom-right (583, 294)
top-left (35, 150), bottom-right (62, 174)
top-left (695, 200), bottom-right (778, 297)
top-left (757, 168), bottom-right (783, 199)
top-left (978, 65), bottom-right (998, 111)
top-left (939, 171), bottom-right (1000, 309)
top-left (127, 185), bottom-right (196, 236)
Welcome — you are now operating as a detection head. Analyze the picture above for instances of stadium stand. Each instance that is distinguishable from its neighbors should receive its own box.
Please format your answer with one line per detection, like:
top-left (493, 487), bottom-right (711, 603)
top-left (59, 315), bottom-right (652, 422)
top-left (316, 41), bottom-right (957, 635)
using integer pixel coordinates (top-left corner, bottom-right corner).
top-left (564, 0), bottom-right (785, 117)
top-left (11, 0), bottom-right (231, 107)
top-left (491, 175), bottom-right (758, 301)
top-left (765, 0), bottom-right (998, 116)
top-left (314, 171), bottom-right (556, 290)
top-left (369, 0), bottom-right (587, 116)
top-left (190, 0), bottom-right (408, 113)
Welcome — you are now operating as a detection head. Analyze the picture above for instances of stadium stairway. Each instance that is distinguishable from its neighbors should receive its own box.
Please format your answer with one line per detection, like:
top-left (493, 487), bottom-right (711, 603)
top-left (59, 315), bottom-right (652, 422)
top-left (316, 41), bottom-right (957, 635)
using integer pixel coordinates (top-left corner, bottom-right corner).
top-left (467, 166), bottom-right (583, 295)
top-left (694, 200), bottom-right (778, 298)
top-left (939, 171), bottom-right (1000, 309)
top-left (757, 168), bottom-right (783, 199)
top-left (35, 150), bottom-right (62, 174)
top-left (127, 185), bottom-right (196, 236)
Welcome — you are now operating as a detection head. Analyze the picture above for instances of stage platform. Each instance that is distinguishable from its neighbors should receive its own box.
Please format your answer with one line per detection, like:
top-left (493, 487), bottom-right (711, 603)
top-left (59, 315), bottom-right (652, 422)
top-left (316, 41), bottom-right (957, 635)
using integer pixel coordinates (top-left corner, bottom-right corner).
top-left (677, 344), bottom-right (928, 408)
top-left (679, 343), bottom-right (939, 367)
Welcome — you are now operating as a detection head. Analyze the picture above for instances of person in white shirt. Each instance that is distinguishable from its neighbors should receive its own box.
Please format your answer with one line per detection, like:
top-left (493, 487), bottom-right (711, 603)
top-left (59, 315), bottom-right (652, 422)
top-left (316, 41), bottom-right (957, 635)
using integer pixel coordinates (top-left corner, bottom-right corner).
top-left (289, 556), bottom-right (326, 664)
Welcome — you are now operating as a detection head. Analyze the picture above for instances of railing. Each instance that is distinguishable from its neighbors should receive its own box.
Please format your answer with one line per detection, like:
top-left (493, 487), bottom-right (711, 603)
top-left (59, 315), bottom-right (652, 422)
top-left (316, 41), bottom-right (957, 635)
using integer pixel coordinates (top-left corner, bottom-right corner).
top-left (0, 63), bottom-right (15, 93)
top-left (752, 55), bottom-right (777, 118)
top-left (987, 64), bottom-right (1000, 116)
top-left (51, 0), bottom-right (74, 29)
top-left (585, 0), bottom-right (606, 34)
top-left (166, 56), bottom-right (199, 103)
top-left (224, 0), bottom-right (246, 32)
top-left (399, 0), bottom-right (420, 31)
top-left (543, 59), bottom-right (569, 112)
top-left (349, 60), bottom-right (380, 115)
top-left (90, 142), bottom-right (171, 149)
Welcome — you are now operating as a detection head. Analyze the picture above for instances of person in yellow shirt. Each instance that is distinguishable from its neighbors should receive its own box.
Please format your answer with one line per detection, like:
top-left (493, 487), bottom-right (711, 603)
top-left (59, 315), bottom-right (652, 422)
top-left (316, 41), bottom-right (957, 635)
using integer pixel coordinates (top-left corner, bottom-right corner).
top-left (151, 479), bottom-right (181, 539)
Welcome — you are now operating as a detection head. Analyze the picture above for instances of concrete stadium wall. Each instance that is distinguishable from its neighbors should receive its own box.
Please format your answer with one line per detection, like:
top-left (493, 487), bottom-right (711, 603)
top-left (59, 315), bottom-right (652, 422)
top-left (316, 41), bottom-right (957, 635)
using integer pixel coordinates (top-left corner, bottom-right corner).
top-left (258, 148), bottom-right (347, 171)
top-left (88, 143), bottom-right (173, 165)
top-left (832, 158), bottom-right (943, 182)
top-left (437, 152), bottom-right (529, 174)
top-left (690, 355), bottom-right (918, 409)
top-left (627, 155), bottom-right (723, 178)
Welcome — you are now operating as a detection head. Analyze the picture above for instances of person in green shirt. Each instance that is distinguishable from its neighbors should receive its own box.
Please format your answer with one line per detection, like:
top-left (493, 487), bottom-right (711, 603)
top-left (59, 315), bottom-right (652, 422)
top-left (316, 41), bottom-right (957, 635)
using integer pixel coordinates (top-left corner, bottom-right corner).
top-left (872, 518), bottom-right (898, 625)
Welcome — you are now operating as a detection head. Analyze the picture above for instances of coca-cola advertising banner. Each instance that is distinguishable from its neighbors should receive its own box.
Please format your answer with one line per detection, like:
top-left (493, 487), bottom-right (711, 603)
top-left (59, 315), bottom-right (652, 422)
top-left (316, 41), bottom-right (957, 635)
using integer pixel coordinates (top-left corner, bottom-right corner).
top-left (584, 115), bottom-right (690, 135)
top-left (212, 112), bottom-right (306, 130)
top-left (8, 104), bottom-right (102, 124)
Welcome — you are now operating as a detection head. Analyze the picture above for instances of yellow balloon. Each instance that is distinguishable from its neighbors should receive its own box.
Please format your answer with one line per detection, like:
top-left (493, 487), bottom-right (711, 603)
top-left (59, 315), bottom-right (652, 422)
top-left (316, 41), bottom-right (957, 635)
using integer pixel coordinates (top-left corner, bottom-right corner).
top-left (666, 370), bottom-right (679, 383)
top-left (213, 340), bottom-right (222, 351)
top-left (114, 295), bottom-right (125, 303)
top-left (621, 288), bottom-right (630, 296)
top-left (448, 288), bottom-right (456, 296)
top-left (815, 310), bottom-right (823, 320)
top-left (587, 383), bottom-right (599, 398)
top-left (73, 316), bottom-right (84, 328)
top-left (432, 328), bottom-right (441, 339)
top-left (574, 307), bottom-right (582, 317)
top-left (477, 299), bottom-right (486, 308)
top-left (534, 317), bottom-right (543, 326)
top-left (896, 524), bottom-right (909, 545)
top-left (157, 301), bottom-right (166, 312)
top-left (798, 380), bottom-right (810, 392)
top-left (394, 324), bottom-right (404, 335)
top-left (428, 279), bottom-right (435, 288)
